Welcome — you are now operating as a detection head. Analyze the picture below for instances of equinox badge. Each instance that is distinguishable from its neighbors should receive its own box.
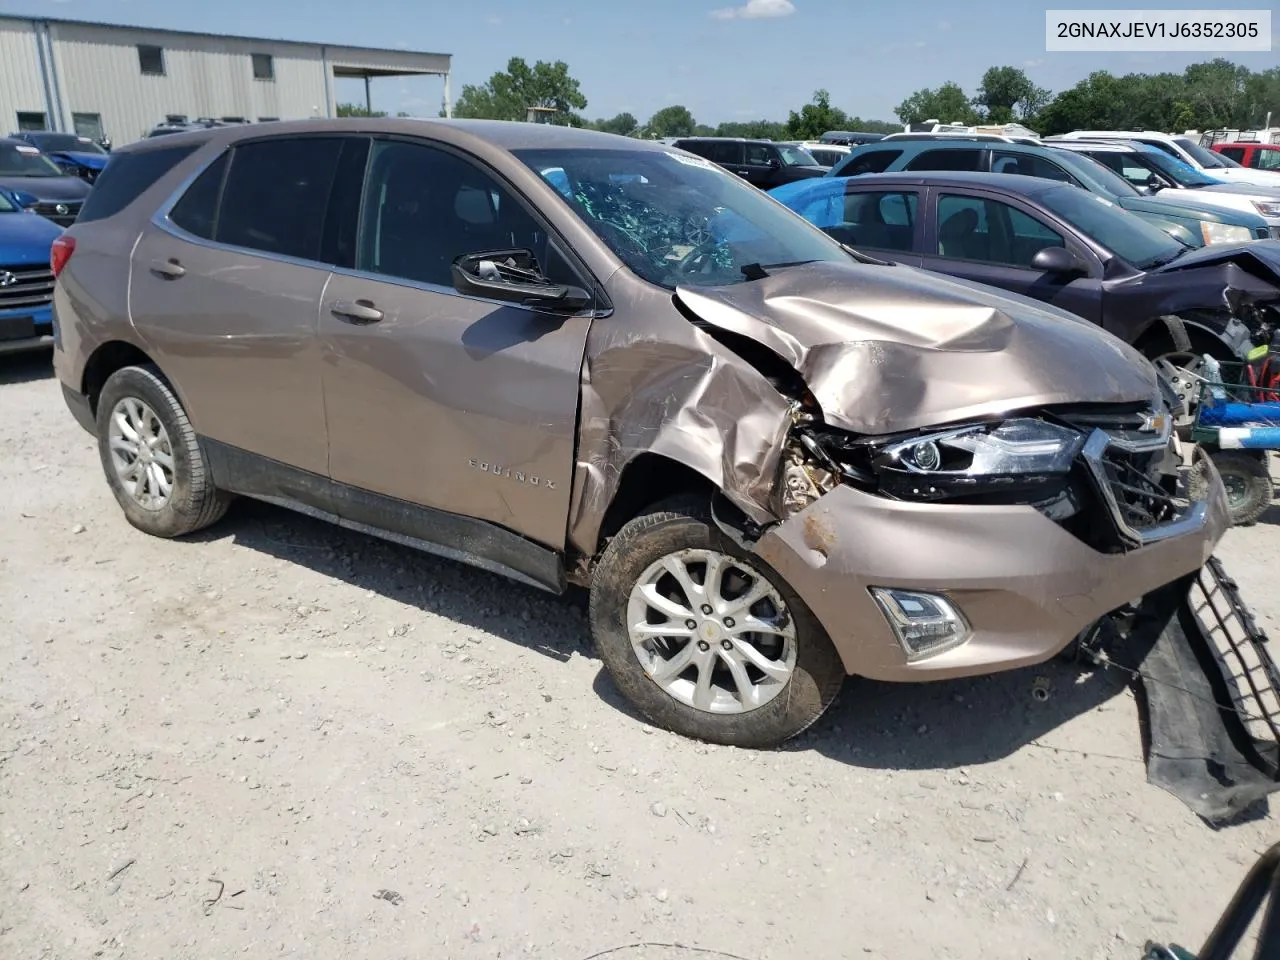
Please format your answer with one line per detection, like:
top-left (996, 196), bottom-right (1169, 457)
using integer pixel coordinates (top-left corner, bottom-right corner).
top-left (468, 458), bottom-right (556, 490)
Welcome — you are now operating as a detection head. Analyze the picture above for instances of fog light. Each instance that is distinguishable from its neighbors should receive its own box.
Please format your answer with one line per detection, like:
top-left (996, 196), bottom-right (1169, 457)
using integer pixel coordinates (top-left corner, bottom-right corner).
top-left (870, 588), bottom-right (971, 661)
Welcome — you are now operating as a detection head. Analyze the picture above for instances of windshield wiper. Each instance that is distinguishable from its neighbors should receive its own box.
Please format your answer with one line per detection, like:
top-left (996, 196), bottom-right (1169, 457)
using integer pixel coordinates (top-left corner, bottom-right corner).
top-left (839, 243), bottom-right (894, 266)
top-left (740, 259), bottom-right (822, 280)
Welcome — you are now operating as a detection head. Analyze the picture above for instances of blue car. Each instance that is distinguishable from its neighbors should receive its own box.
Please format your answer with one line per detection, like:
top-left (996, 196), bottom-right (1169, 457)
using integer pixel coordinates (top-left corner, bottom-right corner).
top-left (8, 131), bottom-right (109, 184)
top-left (0, 138), bottom-right (92, 227)
top-left (0, 186), bottom-right (63, 356)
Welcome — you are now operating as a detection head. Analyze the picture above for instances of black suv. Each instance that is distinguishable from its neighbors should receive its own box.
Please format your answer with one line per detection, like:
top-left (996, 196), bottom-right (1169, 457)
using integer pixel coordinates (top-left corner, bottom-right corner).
top-left (670, 138), bottom-right (828, 189)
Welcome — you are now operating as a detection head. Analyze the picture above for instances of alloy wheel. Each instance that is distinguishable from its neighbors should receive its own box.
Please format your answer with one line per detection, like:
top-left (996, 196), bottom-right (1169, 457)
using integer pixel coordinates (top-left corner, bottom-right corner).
top-left (626, 548), bottom-right (797, 714)
top-left (107, 397), bottom-right (176, 511)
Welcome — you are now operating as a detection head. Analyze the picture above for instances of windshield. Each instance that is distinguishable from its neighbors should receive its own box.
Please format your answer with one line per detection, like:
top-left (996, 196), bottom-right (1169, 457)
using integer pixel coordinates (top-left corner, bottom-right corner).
top-left (1175, 138), bottom-right (1230, 169)
top-left (1138, 147), bottom-right (1220, 186)
top-left (0, 142), bottom-right (66, 177)
top-left (1039, 185), bottom-right (1184, 270)
top-left (28, 133), bottom-right (104, 155)
top-left (778, 145), bottom-right (819, 167)
top-left (515, 147), bottom-right (852, 289)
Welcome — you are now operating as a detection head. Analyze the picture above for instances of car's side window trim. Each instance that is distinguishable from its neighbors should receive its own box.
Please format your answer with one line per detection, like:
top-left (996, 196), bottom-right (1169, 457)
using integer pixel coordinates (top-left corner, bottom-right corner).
top-left (331, 133), bottom-right (610, 315)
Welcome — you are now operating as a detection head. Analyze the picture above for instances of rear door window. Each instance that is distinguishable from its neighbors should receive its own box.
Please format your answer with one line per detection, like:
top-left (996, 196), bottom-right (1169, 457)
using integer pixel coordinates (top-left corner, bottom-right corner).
top-left (906, 148), bottom-right (983, 172)
top-left (75, 143), bottom-right (201, 223)
top-left (709, 141), bottom-right (743, 164)
top-left (214, 137), bottom-right (345, 261)
top-left (829, 190), bottom-right (919, 251)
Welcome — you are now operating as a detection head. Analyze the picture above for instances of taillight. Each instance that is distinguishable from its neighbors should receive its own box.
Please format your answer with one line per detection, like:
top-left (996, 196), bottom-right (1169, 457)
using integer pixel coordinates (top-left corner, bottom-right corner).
top-left (51, 235), bottom-right (76, 278)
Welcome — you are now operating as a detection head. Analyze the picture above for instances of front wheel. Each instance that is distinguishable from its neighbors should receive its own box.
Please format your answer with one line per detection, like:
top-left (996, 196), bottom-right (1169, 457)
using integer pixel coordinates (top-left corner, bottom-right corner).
top-left (1201, 450), bottom-right (1273, 527)
top-left (588, 500), bottom-right (845, 747)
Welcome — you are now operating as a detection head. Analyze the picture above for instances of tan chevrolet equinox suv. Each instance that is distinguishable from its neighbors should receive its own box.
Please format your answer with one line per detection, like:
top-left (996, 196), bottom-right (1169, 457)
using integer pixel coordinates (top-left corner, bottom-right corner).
top-left (51, 120), bottom-right (1230, 747)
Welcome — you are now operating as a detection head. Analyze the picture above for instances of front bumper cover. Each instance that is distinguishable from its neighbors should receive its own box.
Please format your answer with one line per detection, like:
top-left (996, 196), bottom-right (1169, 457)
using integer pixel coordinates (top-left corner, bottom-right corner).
top-left (754, 451), bottom-right (1230, 683)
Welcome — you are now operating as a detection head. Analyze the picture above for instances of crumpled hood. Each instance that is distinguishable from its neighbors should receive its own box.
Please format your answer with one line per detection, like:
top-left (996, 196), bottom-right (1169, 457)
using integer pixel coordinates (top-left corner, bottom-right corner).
top-left (1149, 239), bottom-right (1280, 277)
top-left (676, 260), bottom-right (1158, 435)
top-left (48, 150), bottom-right (107, 170)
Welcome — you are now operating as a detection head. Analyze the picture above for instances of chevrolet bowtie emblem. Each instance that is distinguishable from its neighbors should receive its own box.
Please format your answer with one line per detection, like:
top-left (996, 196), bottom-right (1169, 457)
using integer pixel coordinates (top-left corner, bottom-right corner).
top-left (0, 270), bottom-right (16, 287)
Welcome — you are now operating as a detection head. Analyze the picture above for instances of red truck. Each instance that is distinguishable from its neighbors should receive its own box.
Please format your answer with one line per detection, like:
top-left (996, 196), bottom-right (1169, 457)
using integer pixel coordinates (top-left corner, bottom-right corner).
top-left (1213, 140), bottom-right (1280, 171)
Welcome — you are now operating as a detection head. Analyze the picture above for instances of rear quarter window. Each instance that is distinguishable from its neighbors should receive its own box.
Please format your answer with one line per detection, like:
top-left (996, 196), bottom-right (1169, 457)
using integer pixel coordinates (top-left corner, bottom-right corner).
top-left (75, 143), bottom-right (202, 224)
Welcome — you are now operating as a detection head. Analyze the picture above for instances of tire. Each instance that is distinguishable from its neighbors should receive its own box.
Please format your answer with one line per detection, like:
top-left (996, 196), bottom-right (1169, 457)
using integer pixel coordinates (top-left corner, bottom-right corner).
top-left (1203, 450), bottom-right (1273, 527)
top-left (95, 365), bottom-right (230, 538)
top-left (588, 499), bottom-right (845, 747)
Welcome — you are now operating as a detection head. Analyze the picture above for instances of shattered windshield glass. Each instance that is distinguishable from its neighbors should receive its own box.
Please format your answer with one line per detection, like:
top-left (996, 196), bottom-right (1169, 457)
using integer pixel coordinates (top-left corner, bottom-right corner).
top-left (514, 147), bottom-right (852, 289)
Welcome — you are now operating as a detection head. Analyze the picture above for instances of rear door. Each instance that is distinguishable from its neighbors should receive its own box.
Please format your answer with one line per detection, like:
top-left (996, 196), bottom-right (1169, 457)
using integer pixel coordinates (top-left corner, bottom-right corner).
top-left (919, 187), bottom-right (1104, 324)
top-left (129, 135), bottom-right (351, 475)
top-left (317, 137), bottom-right (594, 550)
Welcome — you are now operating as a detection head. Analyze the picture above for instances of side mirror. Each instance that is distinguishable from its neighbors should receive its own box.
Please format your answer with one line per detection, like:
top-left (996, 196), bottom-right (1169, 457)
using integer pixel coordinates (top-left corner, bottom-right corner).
top-left (1146, 175), bottom-right (1165, 193)
top-left (1031, 245), bottom-right (1087, 276)
top-left (767, 157), bottom-right (781, 169)
top-left (450, 249), bottom-right (590, 312)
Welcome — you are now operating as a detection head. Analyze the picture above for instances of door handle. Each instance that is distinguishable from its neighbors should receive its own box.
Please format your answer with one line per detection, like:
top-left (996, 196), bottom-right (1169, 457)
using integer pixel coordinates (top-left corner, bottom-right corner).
top-left (330, 299), bottom-right (384, 324)
top-left (150, 258), bottom-right (185, 279)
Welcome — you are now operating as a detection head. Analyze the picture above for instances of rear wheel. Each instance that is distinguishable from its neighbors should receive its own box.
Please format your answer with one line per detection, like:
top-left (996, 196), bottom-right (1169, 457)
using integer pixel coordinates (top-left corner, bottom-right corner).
top-left (95, 365), bottom-right (230, 537)
top-left (589, 500), bottom-right (845, 747)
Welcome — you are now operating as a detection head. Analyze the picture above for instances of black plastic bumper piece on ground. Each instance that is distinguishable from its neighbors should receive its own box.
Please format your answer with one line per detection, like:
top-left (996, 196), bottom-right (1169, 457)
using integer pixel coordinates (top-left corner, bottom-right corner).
top-left (1137, 557), bottom-right (1280, 825)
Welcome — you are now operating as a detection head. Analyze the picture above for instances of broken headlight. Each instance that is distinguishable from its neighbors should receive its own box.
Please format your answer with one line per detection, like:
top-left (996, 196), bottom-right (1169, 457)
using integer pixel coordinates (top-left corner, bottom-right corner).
top-left (873, 418), bottom-right (1085, 504)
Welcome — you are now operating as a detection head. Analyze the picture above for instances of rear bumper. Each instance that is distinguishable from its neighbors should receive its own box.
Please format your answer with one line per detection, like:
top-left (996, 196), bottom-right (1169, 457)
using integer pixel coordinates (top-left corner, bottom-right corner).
top-left (755, 454), bottom-right (1231, 683)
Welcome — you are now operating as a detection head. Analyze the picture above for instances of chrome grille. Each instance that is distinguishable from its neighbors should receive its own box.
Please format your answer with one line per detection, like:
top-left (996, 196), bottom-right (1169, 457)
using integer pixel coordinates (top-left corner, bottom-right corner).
top-left (1091, 442), bottom-right (1183, 536)
top-left (29, 200), bottom-right (82, 227)
top-left (1057, 404), bottom-right (1194, 549)
top-left (0, 264), bottom-right (55, 311)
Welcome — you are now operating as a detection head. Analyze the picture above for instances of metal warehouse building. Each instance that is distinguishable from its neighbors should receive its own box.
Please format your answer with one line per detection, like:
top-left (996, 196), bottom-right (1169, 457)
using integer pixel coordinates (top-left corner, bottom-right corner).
top-left (0, 15), bottom-right (452, 144)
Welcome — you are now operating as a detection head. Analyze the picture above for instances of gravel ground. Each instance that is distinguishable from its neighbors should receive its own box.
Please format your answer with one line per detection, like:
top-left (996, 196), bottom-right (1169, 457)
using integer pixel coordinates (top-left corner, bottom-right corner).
top-left (2, 350), bottom-right (1278, 960)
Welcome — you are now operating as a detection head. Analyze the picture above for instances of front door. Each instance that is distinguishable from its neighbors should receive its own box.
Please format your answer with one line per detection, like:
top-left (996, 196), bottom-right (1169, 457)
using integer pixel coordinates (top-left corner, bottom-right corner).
top-left (742, 143), bottom-right (778, 188)
top-left (129, 136), bottom-right (349, 475)
top-left (920, 189), bottom-right (1104, 325)
top-left (319, 138), bottom-right (594, 550)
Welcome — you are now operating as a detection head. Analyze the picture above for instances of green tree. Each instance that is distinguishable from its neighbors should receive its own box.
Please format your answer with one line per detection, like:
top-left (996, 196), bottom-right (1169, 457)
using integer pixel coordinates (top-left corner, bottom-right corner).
top-left (644, 105), bottom-right (697, 138)
top-left (452, 57), bottom-right (587, 125)
top-left (592, 112), bottom-right (639, 136)
top-left (845, 117), bottom-right (902, 135)
top-left (894, 81), bottom-right (979, 125)
top-left (337, 103), bottom-right (386, 118)
top-left (714, 119), bottom-right (788, 139)
top-left (784, 89), bottom-right (849, 140)
top-left (972, 66), bottom-right (1051, 124)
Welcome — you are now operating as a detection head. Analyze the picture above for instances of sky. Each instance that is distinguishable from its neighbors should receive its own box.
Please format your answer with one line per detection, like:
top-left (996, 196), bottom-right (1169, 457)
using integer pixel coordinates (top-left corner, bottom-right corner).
top-left (1, 0), bottom-right (1277, 125)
